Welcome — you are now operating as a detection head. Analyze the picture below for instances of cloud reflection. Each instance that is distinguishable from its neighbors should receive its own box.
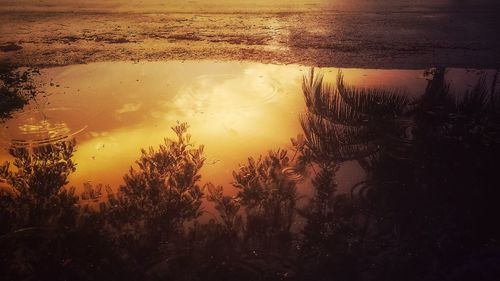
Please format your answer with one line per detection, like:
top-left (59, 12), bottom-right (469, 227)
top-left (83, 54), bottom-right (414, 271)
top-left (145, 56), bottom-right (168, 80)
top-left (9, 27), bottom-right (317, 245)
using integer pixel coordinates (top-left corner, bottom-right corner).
top-left (3, 61), bottom-right (486, 194)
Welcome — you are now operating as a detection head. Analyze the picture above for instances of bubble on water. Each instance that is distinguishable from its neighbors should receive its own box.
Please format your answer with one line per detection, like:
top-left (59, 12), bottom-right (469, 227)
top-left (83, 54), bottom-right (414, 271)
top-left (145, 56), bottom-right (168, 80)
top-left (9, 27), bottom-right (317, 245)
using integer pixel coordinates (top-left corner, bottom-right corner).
top-left (282, 166), bottom-right (304, 181)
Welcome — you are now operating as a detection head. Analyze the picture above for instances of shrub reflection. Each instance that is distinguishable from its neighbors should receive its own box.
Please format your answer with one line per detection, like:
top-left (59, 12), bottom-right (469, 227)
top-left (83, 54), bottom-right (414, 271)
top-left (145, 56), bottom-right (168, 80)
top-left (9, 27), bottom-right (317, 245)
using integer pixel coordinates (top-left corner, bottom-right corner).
top-left (1, 69), bottom-right (500, 281)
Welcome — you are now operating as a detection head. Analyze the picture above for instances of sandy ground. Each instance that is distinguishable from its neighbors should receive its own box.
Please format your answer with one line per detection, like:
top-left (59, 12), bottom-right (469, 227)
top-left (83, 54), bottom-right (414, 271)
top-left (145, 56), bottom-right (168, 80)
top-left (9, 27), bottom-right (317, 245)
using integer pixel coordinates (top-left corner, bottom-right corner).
top-left (1, 3), bottom-right (500, 69)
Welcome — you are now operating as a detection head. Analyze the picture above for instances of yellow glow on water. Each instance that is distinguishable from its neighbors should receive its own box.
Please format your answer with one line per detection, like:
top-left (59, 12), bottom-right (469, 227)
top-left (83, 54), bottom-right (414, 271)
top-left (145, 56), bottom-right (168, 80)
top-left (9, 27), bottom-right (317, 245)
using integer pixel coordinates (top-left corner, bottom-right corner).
top-left (1, 61), bottom-right (308, 189)
top-left (1, 61), bottom-right (433, 193)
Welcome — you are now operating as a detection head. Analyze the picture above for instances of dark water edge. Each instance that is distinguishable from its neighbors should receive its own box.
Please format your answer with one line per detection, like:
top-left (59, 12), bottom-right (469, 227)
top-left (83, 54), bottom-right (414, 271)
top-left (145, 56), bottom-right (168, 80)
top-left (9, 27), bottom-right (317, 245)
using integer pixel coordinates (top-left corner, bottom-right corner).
top-left (1, 62), bottom-right (500, 281)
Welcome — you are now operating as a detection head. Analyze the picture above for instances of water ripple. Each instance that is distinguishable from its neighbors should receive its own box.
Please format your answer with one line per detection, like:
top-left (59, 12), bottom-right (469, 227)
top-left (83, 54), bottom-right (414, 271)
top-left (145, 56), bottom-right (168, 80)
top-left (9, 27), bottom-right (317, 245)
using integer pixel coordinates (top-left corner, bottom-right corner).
top-left (1, 107), bottom-right (88, 147)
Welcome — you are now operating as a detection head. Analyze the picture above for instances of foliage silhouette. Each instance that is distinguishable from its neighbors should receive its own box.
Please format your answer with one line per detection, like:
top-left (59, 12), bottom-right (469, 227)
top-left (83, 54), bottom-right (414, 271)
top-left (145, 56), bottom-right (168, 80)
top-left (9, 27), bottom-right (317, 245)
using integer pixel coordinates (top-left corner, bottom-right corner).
top-left (0, 140), bottom-right (77, 229)
top-left (0, 65), bottom-right (39, 121)
top-left (232, 149), bottom-right (300, 252)
top-left (206, 183), bottom-right (242, 236)
top-left (99, 122), bottom-right (205, 274)
top-left (1, 69), bottom-right (499, 281)
top-left (0, 140), bottom-right (81, 280)
top-left (297, 68), bottom-right (500, 281)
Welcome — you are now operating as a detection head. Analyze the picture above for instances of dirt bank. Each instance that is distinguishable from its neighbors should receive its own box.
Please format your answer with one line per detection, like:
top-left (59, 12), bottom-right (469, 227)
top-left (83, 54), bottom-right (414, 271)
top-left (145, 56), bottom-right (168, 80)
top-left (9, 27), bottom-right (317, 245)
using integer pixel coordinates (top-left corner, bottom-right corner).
top-left (1, 9), bottom-right (499, 69)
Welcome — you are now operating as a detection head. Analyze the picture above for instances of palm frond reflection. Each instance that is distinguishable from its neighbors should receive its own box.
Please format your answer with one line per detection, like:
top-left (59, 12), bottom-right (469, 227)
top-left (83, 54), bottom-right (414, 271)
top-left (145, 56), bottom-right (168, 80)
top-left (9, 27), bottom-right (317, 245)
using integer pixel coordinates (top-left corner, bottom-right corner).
top-left (0, 68), bottom-right (499, 281)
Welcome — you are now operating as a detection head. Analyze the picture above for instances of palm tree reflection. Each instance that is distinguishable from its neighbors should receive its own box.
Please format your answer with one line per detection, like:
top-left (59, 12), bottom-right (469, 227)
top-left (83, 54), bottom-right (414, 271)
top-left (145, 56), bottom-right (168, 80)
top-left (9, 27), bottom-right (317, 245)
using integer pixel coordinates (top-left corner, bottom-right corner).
top-left (298, 67), bottom-right (500, 281)
top-left (0, 69), bottom-right (499, 281)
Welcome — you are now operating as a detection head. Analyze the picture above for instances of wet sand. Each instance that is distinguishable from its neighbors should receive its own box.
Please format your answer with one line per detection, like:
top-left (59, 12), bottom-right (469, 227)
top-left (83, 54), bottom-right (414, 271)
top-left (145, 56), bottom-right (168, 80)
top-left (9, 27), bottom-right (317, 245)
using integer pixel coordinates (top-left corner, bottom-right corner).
top-left (1, 5), bottom-right (500, 69)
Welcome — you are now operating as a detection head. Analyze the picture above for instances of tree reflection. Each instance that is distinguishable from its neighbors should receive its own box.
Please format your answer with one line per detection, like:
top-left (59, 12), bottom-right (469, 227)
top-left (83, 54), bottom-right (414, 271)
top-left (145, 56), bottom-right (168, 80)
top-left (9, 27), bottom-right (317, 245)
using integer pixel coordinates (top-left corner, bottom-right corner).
top-left (100, 122), bottom-right (205, 274)
top-left (232, 149), bottom-right (299, 252)
top-left (298, 68), bottom-right (500, 281)
top-left (0, 140), bottom-right (79, 280)
top-left (0, 65), bottom-right (39, 121)
top-left (0, 140), bottom-right (77, 228)
top-left (0, 69), bottom-right (499, 281)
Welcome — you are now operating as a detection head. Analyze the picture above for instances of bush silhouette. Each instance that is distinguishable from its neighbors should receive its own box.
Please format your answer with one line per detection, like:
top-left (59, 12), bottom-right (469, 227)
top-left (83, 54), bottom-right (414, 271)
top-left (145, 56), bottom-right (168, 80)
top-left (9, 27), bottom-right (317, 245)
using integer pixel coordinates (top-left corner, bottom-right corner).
top-left (1, 69), bottom-right (499, 281)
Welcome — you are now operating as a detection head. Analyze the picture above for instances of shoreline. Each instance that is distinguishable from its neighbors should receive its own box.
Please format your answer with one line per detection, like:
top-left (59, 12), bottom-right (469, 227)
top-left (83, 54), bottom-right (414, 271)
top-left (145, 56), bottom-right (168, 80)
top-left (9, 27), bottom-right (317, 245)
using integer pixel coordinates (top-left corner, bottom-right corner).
top-left (3, 46), bottom-right (500, 70)
top-left (1, 10), bottom-right (500, 70)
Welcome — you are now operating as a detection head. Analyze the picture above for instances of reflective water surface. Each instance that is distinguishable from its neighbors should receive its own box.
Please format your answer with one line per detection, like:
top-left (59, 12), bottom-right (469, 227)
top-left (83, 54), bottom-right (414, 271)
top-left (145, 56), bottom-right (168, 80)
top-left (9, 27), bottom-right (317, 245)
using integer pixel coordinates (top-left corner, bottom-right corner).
top-left (0, 61), bottom-right (492, 193)
top-left (2, 61), bottom-right (500, 281)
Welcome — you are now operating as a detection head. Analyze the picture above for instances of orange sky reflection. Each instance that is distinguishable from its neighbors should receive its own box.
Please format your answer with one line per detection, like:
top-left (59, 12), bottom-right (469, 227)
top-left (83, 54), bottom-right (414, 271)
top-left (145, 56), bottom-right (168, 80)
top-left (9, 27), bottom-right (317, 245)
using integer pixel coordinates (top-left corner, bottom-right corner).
top-left (2, 61), bottom-right (452, 196)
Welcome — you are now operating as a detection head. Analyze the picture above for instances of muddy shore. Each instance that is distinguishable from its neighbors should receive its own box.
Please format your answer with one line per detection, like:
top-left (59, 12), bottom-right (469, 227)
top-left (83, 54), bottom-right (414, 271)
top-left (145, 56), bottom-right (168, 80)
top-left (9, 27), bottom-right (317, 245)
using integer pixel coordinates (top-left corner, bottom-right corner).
top-left (1, 9), bottom-right (500, 69)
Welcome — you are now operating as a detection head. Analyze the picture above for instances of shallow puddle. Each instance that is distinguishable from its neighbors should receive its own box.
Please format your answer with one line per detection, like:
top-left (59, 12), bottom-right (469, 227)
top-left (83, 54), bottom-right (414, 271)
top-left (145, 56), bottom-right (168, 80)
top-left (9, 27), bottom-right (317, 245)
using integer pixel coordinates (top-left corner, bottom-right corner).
top-left (0, 61), bottom-right (494, 194)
